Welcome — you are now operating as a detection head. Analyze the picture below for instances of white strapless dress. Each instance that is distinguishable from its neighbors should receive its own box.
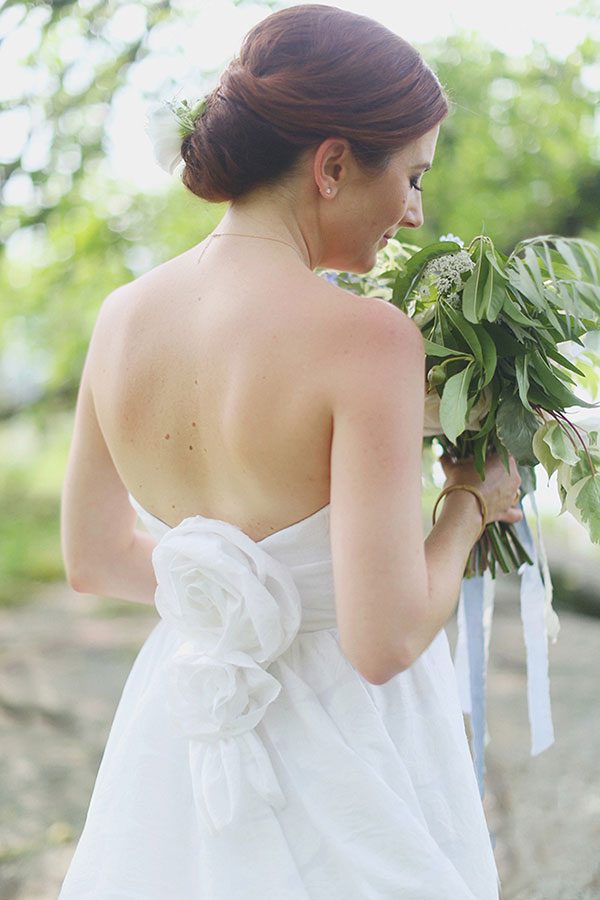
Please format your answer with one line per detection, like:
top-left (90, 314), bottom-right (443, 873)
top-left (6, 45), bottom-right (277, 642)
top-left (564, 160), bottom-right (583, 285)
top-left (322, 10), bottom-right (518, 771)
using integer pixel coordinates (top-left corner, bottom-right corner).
top-left (59, 498), bottom-right (499, 899)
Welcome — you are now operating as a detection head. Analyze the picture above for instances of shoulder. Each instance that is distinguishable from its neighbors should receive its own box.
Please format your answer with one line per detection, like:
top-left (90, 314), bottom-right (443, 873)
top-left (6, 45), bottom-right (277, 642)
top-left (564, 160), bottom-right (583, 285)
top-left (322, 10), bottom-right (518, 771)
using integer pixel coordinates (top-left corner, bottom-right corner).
top-left (87, 259), bottom-right (164, 359)
top-left (313, 282), bottom-right (424, 394)
top-left (85, 284), bottom-right (130, 368)
top-left (90, 246), bottom-right (191, 340)
top-left (314, 274), bottom-right (422, 346)
top-left (90, 274), bottom-right (139, 331)
top-left (344, 295), bottom-right (423, 355)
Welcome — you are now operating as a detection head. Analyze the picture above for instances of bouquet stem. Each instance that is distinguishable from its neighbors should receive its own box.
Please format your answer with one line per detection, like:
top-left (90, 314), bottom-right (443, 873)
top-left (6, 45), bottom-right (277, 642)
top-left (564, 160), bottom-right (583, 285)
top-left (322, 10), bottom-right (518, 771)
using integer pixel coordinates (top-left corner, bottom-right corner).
top-left (465, 519), bottom-right (533, 579)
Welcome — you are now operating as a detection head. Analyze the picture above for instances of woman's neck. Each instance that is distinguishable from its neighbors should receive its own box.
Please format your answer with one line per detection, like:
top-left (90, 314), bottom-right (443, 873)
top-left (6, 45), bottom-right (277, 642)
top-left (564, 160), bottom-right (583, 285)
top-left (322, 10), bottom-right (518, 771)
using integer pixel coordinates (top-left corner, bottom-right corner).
top-left (217, 185), bottom-right (317, 270)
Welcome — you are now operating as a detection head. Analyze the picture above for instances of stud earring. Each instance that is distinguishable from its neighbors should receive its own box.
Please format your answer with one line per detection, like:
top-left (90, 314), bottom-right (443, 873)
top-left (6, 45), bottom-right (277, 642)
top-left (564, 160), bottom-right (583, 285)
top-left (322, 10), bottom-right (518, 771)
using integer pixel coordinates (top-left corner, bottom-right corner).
top-left (325, 187), bottom-right (332, 195)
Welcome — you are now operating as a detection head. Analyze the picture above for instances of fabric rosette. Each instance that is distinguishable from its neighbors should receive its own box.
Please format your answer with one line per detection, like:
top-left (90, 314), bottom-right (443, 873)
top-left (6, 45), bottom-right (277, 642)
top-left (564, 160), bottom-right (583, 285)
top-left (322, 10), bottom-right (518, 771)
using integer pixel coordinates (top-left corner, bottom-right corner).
top-left (152, 517), bottom-right (302, 831)
top-left (167, 644), bottom-right (282, 742)
top-left (153, 518), bottom-right (302, 663)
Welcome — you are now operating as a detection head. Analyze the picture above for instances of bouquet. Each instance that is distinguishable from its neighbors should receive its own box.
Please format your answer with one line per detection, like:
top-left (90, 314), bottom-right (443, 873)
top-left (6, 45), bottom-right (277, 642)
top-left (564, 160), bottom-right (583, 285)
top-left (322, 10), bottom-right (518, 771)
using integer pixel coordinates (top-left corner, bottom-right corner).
top-left (329, 232), bottom-right (600, 790)
top-left (333, 234), bottom-right (600, 578)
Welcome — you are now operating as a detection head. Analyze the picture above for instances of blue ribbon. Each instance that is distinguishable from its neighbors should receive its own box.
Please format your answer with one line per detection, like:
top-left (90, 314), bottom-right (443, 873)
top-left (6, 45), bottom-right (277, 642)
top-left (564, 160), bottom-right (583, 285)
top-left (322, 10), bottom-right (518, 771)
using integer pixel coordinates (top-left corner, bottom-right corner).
top-left (461, 575), bottom-right (486, 798)
top-left (456, 502), bottom-right (556, 798)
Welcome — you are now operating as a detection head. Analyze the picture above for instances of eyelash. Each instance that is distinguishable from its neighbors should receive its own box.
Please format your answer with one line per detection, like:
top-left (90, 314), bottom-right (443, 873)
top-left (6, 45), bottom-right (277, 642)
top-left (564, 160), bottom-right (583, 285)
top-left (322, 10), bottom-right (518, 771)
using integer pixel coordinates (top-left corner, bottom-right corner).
top-left (410, 177), bottom-right (423, 193)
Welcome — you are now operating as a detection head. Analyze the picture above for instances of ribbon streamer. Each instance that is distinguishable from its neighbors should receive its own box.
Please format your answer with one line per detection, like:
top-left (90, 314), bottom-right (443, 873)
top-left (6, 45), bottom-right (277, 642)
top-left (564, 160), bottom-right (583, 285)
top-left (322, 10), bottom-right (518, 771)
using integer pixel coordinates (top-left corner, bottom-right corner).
top-left (454, 500), bottom-right (557, 795)
top-left (514, 499), bottom-right (556, 756)
top-left (458, 575), bottom-right (486, 797)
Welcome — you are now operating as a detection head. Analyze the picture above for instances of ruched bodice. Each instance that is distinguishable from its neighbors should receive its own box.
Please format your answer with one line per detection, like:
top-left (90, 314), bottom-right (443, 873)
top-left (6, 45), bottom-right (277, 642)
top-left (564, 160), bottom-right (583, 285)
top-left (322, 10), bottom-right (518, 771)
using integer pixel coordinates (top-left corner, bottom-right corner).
top-left (59, 495), bottom-right (500, 900)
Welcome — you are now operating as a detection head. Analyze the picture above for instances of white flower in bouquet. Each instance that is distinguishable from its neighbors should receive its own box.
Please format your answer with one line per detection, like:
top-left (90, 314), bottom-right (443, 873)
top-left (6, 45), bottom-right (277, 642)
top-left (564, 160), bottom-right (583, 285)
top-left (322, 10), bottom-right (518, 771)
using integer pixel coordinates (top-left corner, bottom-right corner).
top-left (419, 250), bottom-right (475, 305)
top-left (439, 232), bottom-right (465, 247)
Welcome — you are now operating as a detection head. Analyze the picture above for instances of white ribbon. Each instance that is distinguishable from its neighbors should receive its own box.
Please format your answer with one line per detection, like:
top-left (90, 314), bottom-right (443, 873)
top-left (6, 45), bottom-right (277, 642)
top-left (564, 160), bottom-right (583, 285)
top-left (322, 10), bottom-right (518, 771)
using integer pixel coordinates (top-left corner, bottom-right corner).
top-left (515, 496), bottom-right (557, 755)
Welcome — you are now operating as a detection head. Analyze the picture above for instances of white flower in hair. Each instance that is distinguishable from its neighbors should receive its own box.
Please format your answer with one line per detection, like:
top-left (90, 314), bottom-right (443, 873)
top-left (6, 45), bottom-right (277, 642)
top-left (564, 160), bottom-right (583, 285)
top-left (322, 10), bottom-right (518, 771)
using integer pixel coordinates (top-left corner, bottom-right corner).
top-left (145, 97), bottom-right (207, 175)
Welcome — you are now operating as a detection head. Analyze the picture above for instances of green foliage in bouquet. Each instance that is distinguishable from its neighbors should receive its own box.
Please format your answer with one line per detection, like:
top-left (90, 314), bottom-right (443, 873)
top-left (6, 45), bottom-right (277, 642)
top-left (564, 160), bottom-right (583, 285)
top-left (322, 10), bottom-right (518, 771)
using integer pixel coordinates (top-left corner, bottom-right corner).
top-left (328, 234), bottom-right (600, 577)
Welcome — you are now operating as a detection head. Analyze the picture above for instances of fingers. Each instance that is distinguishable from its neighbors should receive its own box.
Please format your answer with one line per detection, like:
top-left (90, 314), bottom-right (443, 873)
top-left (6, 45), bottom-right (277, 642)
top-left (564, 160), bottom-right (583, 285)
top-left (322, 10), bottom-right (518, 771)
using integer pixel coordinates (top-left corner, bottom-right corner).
top-left (497, 505), bottom-right (524, 524)
top-left (441, 451), bottom-right (523, 524)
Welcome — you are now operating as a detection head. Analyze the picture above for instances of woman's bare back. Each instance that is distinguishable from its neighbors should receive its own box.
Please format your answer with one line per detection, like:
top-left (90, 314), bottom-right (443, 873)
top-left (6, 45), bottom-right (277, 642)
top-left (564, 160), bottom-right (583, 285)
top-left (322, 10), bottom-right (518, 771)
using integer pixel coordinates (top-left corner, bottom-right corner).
top-left (87, 237), bottom-right (345, 540)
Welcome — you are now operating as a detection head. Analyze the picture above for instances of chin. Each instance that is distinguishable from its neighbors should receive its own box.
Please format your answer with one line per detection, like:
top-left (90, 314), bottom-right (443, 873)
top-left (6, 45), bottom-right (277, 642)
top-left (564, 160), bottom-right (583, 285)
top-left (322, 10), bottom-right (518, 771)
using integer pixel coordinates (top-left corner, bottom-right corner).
top-left (326, 251), bottom-right (377, 275)
top-left (346, 257), bottom-right (378, 275)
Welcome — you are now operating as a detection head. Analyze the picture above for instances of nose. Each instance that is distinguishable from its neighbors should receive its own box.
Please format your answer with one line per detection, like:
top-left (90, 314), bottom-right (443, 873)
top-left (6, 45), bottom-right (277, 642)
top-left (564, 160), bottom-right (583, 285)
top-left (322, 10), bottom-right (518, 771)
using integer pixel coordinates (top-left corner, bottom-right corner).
top-left (401, 191), bottom-right (424, 229)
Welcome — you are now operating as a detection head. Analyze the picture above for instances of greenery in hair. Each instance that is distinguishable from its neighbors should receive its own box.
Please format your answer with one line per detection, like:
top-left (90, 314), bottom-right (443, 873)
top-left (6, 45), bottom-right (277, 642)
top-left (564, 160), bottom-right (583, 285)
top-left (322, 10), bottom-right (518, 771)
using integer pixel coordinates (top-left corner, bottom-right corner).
top-left (166, 97), bottom-right (208, 138)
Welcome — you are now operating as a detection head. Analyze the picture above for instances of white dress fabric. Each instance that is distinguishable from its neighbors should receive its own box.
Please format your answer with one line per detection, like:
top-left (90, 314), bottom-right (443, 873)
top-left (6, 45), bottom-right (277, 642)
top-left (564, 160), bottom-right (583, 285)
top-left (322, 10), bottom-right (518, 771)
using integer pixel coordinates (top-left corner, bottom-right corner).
top-left (59, 498), bottom-right (500, 899)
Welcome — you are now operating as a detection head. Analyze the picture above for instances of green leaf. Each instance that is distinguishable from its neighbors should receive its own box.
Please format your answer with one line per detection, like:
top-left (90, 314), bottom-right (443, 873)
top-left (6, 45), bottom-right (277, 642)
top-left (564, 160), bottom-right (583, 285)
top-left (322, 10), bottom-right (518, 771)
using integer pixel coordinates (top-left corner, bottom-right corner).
top-left (442, 304), bottom-right (483, 367)
top-left (510, 256), bottom-right (544, 307)
top-left (532, 421), bottom-right (561, 476)
top-left (518, 464), bottom-right (537, 495)
top-left (495, 389), bottom-right (539, 466)
top-left (524, 246), bottom-right (546, 294)
top-left (485, 245), bottom-right (507, 278)
top-left (531, 354), bottom-right (595, 408)
top-left (439, 365), bottom-right (474, 444)
top-left (473, 432), bottom-right (489, 480)
top-left (557, 474), bottom-right (569, 515)
top-left (473, 377), bottom-right (500, 439)
top-left (543, 343), bottom-right (585, 377)
top-left (573, 474), bottom-right (600, 543)
top-left (515, 353), bottom-right (532, 411)
top-left (577, 240), bottom-right (600, 283)
top-left (483, 264), bottom-right (506, 321)
top-left (571, 280), bottom-right (600, 317)
top-left (481, 323), bottom-right (526, 357)
top-left (493, 428), bottom-right (511, 472)
top-left (570, 442), bottom-right (600, 483)
top-left (555, 238), bottom-right (583, 279)
top-left (462, 250), bottom-right (489, 323)
top-left (543, 424), bottom-right (580, 467)
top-left (423, 338), bottom-right (462, 358)
top-left (476, 326), bottom-right (498, 386)
top-left (438, 311), bottom-right (456, 349)
top-left (543, 419), bottom-right (581, 468)
top-left (502, 290), bottom-right (537, 326)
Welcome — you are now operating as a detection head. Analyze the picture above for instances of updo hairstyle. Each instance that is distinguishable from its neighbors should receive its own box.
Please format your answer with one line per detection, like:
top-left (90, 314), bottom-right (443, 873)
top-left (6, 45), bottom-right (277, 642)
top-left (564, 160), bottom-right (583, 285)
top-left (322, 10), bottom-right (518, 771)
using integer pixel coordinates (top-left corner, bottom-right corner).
top-left (181, 4), bottom-right (448, 202)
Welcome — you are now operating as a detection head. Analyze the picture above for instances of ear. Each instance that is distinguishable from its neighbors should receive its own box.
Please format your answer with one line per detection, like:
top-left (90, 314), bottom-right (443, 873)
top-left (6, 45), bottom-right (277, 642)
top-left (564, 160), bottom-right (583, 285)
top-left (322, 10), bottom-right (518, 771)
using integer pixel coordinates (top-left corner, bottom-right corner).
top-left (313, 137), bottom-right (354, 199)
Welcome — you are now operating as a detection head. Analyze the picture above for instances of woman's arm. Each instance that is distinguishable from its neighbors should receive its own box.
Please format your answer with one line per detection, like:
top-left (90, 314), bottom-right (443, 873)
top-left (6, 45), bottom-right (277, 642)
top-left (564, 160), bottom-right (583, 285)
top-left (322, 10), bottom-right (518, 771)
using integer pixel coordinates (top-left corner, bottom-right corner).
top-left (61, 358), bottom-right (157, 605)
top-left (328, 299), bottom-right (520, 684)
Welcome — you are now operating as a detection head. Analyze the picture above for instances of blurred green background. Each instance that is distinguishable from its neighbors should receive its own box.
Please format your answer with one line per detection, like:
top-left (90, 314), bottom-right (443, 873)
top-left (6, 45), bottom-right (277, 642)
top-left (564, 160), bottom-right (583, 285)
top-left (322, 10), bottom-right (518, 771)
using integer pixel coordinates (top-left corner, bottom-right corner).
top-left (1, 0), bottom-right (599, 611)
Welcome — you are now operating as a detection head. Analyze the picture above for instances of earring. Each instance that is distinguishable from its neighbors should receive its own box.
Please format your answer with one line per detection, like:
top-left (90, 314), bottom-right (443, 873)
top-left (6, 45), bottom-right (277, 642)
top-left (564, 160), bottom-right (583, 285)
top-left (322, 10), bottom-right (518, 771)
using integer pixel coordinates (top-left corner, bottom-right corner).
top-left (325, 187), bottom-right (332, 195)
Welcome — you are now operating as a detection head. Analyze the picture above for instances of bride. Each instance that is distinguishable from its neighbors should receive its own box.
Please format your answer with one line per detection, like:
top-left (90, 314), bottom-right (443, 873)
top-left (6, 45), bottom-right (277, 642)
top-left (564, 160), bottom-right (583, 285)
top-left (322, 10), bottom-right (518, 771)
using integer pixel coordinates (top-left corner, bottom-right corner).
top-left (59, 5), bottom-right (522, 898)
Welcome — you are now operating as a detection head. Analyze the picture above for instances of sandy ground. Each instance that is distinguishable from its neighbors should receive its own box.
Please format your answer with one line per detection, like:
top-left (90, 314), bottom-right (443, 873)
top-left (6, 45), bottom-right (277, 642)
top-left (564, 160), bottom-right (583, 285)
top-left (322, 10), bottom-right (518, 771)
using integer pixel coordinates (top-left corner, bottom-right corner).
top-left (1, 579), bottom-right (599, 900)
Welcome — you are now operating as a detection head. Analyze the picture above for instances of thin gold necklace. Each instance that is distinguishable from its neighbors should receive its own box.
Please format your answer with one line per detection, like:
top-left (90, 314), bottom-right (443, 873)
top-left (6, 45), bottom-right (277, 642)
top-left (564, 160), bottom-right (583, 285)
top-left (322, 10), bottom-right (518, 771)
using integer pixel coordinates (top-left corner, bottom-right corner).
top-left (210, 231), bottom-right (305, 263)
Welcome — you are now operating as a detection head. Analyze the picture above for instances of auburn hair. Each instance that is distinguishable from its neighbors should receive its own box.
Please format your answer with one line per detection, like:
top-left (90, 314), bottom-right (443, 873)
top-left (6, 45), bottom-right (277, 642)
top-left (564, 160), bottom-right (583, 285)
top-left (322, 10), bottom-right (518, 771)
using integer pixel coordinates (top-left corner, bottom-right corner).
top-left (181, 4), bottom-right (448, 202)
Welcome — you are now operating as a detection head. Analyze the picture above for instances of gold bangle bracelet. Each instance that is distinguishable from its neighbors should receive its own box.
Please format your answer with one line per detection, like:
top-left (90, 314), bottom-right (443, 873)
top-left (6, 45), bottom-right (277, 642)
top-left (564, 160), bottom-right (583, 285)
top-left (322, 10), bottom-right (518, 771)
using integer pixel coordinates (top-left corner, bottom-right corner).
top-left (431, 484), bottom-right (488, 542)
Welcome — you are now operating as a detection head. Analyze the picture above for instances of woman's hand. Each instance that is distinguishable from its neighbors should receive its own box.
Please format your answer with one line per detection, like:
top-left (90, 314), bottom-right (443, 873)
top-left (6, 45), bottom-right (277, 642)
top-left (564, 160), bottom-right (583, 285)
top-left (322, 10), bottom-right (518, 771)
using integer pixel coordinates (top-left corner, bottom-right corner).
top-left (441, 452), bottom-right (523, 525)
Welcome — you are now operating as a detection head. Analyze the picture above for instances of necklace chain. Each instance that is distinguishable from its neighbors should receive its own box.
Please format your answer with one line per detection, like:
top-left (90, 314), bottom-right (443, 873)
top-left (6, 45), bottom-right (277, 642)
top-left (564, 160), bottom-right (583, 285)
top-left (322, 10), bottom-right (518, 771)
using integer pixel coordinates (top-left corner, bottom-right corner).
top-left (211, 231), bottom-right (305, 262)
